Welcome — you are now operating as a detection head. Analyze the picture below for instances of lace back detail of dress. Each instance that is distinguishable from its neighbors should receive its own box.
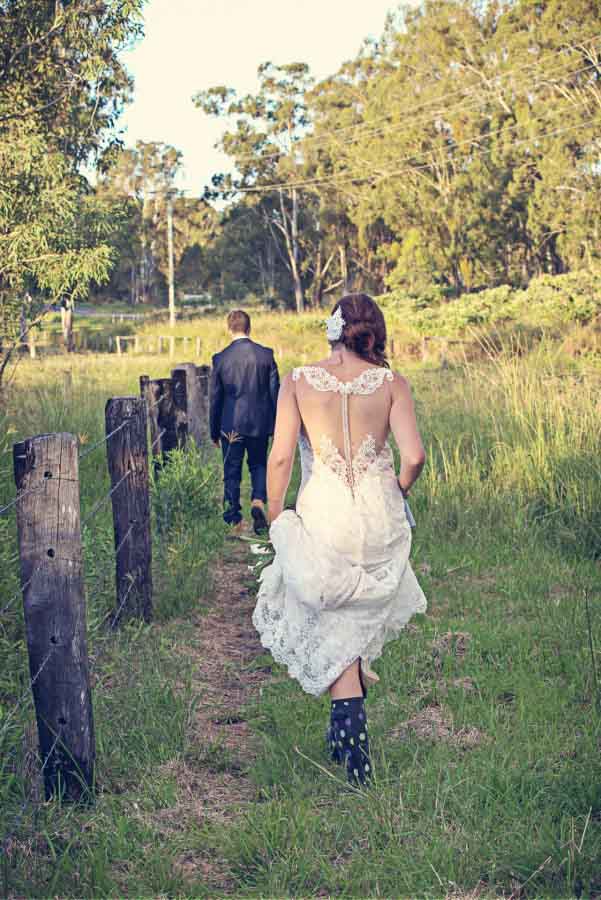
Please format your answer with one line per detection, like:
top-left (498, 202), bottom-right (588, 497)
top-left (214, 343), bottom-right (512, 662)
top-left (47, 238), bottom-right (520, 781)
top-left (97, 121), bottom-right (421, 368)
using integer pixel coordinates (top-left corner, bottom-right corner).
top-left (294, 366), bottom-right (394, 495)
top-left (292, 365), bottom-right (393, 396)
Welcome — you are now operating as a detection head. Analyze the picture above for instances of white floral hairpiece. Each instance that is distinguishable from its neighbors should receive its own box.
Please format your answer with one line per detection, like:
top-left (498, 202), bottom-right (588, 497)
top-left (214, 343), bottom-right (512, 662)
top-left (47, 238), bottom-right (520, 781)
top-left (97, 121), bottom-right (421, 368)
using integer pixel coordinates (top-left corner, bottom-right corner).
top-left (325, 307), bottom-right (346, 342)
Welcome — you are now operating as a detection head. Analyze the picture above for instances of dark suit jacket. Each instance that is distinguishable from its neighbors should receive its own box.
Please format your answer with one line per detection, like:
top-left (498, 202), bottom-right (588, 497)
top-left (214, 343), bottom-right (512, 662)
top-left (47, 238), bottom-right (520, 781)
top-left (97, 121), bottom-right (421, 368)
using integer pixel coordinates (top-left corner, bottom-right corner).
top-left (210, 338), bottom-right (280, 442)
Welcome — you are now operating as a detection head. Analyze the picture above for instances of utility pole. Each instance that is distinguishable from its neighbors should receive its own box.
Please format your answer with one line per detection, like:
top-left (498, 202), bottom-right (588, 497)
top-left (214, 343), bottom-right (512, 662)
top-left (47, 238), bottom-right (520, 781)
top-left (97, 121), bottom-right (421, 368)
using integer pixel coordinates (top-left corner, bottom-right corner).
top-left (167, 192), bottom-right (176, 328)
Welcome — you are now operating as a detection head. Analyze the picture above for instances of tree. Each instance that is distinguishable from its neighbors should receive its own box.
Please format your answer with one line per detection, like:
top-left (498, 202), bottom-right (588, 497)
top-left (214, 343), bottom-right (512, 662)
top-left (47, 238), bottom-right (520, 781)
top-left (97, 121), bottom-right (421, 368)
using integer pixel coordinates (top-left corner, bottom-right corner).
top-left (195, 62), bottom-right (317, 311)
top-left (97, 141), bottom-right (182, 304)
top-left (0, 0), bottom-right (146, 378)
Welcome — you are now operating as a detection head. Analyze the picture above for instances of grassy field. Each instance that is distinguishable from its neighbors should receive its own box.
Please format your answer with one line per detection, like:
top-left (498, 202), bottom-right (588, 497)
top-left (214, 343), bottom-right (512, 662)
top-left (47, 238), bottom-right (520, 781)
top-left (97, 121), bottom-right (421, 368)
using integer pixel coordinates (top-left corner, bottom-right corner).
top-left (1, 315), bottom-right (600, 897)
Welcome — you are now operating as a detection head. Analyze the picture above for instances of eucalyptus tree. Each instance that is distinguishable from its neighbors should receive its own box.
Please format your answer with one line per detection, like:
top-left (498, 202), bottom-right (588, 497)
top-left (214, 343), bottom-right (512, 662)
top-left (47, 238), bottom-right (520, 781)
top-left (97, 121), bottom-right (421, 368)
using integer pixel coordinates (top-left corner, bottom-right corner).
top-left (97, 141), bottom-right (182, 304)
top-left (195, 62), bottom-right (317, 311)
top-left (0, 0), bottom-right (146, 377)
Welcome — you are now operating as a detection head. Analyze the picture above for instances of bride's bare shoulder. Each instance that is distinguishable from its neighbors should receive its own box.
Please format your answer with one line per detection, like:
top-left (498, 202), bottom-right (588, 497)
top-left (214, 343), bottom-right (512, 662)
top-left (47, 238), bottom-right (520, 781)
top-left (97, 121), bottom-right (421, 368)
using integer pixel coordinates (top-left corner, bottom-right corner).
top-left (389, 370), bottom-right (415, 397)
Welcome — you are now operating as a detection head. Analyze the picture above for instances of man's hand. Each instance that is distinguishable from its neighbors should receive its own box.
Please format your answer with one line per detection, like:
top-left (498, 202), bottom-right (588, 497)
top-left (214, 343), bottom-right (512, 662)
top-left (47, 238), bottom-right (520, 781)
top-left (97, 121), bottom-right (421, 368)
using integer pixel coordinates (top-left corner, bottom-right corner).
top-left (213, 439), bottom-right (220, 448)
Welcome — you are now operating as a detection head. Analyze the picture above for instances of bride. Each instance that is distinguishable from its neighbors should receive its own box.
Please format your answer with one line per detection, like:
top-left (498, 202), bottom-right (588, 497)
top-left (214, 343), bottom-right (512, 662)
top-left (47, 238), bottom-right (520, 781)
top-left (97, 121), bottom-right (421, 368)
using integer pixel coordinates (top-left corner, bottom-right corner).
top-left (252, 293), bottom-right (427, 785)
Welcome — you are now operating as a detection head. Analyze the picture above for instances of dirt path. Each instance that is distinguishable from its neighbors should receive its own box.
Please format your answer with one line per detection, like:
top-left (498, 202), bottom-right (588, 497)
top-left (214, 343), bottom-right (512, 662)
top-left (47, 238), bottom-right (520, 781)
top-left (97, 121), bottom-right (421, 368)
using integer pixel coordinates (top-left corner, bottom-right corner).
top-left (152, 531), bottom-right (272, 892)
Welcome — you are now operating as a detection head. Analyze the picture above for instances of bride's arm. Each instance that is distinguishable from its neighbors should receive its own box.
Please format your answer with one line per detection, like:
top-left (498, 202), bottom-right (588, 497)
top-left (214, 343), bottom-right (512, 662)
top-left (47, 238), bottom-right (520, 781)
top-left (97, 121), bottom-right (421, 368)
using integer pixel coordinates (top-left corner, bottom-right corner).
top-left (267, 373), bottom-right (301, 523)
top-left (389, 373), bottom-right (426, 496)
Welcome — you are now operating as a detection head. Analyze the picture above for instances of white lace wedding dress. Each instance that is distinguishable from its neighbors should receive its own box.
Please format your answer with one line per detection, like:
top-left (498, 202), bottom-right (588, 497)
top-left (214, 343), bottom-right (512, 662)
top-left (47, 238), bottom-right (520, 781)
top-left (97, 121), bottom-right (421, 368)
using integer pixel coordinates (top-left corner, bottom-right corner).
top-left (252, 365), bottom-right (427, 697)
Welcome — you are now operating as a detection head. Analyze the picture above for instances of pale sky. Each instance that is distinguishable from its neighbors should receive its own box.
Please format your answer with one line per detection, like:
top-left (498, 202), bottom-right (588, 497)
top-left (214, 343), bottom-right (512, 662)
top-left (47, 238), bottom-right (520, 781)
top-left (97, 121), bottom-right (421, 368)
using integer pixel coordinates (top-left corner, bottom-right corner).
top-left (119, 0), bottom-right (401, 194)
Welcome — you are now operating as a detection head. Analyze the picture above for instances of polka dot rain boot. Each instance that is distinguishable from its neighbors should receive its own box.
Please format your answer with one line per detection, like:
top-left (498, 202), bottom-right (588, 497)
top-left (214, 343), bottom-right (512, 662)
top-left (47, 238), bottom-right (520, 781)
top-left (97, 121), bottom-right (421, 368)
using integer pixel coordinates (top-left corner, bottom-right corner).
top-left (329, 697), bottom-right (371, 785)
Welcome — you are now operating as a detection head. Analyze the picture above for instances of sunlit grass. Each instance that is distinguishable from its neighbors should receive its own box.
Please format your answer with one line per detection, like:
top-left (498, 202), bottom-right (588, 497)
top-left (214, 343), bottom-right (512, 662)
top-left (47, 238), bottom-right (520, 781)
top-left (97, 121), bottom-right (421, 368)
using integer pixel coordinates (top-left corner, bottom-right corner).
top-left (1, 320), bottom-right (600, 896)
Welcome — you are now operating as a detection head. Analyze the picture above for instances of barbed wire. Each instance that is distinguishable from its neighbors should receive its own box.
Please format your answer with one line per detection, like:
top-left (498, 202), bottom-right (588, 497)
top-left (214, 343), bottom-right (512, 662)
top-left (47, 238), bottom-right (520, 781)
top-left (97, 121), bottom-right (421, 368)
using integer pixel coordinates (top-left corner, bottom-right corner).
top-left (79, 397), bottom-right (160, 464)
top-left (226, 39), bottom-right (601, 165)
top-left (84, 521), bottom-right (135, 604)
top-left (0, 483), bottom-right (44, 518)
top-left (79, 417), bottom-right (134, 461)
top-left (0, 649), bottom-right (54, 741)
top-left (151, 429), bottom-right (166, 453)
top-left (80, 469), bottom-right (131, 529)
top-left (222, 105), bottom-right (598, 196)
top-left (109, 575), bottom-right (139, 631)
top-left (0, 566), bottom-right (42, 620)
top-left (89, 573), bottom-right (141, 672)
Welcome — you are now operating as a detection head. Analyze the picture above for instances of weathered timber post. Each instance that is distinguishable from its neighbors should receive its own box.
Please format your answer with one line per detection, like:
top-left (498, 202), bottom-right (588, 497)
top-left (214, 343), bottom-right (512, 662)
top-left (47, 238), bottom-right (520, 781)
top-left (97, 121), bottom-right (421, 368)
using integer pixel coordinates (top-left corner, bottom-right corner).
top-left (13, 432), bottom-right (95, 801)
top-left (195, 337), bottom-right (202, 358)
top-left (139, 375), bottom-right (159, 456)
top-left (116, 336), bottom-right (122, 356)
top-left (105, 398), bottom-right (152, 624)
top-left (158, 336), bottom-right (164, 354)
top-left (389, 338), bottom-right (395, 358)
top-left (170, 366), bottom-right (190, 448)
top-left (140, 377), bottom-right (179, 468)
top-left (134, 336), bottom-right (140, 354)
top-left (196, 364), bottom-right (211, 444)
top-left (172, 363), bottom-right (205, 449)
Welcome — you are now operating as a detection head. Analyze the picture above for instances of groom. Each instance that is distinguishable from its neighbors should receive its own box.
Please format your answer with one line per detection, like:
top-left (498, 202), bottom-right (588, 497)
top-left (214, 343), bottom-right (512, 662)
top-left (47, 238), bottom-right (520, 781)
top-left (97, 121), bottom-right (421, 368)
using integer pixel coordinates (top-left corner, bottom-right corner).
top-left (210, 309), bottom-right (280, 534)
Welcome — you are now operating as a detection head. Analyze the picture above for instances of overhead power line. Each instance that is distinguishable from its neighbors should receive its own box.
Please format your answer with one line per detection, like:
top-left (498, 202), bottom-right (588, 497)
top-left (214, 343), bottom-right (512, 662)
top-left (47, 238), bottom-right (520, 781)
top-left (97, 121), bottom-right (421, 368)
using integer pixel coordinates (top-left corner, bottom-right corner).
top-left (207, 94), bottom-right (598, 197)
top-left (221, 34), bottom-right (601, 165)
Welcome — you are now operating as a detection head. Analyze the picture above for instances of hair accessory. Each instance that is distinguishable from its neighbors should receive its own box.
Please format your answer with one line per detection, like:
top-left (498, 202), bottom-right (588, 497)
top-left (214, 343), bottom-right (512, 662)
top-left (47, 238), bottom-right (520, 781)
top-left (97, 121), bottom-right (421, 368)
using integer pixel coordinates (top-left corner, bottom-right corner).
top-left (325, 307), bottom-right (346, 342)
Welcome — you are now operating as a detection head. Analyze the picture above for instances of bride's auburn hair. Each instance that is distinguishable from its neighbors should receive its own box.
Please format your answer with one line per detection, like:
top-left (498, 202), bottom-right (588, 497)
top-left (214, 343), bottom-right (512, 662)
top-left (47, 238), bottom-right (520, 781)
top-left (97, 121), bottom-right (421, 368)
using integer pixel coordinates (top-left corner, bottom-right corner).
top-left (330, 293), bottom-right (389, 368)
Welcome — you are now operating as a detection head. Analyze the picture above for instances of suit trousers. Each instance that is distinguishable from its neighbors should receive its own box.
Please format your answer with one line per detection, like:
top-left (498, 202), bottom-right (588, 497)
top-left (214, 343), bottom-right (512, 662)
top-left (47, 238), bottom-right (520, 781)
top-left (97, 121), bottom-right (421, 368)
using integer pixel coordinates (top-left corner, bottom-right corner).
top-left (221, 434), bottom-right (269, 525)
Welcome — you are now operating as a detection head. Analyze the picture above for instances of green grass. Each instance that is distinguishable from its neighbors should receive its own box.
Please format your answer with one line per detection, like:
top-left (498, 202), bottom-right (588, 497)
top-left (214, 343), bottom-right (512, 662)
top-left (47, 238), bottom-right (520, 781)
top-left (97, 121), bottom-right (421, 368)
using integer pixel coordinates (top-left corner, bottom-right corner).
top-left (0, 355), bottom-right (227, 898)
top-left (1, 321), bottom-right (601, 897)
top-left (188, 349), bottom-right (601, 898)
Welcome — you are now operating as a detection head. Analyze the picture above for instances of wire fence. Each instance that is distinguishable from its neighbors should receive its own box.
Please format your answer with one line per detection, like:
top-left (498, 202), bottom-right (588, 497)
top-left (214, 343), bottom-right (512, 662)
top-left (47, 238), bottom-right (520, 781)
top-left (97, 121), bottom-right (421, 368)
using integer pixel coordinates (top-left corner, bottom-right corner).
top-left (0, 361), bottom-right (209, 880)
top-left (0, 649), bottom-right (54, 742)
top-left (0, 484), bottom-right (44, 518)
top-left (81, 469), bottom-right (131, 528)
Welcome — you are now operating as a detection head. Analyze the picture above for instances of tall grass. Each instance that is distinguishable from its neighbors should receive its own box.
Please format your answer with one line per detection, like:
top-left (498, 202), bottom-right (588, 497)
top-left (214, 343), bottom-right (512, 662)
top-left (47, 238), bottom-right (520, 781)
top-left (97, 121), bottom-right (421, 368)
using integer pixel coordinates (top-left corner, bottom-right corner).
top-left (0, 356), bottom-right (226, 897)
top-left (0, 321), bottom-right (600, 896)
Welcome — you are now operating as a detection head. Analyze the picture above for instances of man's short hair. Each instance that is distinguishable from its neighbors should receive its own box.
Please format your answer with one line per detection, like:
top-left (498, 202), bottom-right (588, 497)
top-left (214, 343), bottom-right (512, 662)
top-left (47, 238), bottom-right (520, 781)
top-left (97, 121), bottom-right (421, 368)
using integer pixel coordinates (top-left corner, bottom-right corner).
top-left (227, 309), bottom-right (251, 334)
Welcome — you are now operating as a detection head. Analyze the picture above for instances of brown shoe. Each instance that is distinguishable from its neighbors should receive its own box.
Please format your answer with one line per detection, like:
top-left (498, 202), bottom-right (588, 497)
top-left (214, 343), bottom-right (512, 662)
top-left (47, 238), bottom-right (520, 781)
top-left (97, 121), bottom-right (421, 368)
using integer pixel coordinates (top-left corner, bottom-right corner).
top-left (251, 500), bottom-right (268, 535)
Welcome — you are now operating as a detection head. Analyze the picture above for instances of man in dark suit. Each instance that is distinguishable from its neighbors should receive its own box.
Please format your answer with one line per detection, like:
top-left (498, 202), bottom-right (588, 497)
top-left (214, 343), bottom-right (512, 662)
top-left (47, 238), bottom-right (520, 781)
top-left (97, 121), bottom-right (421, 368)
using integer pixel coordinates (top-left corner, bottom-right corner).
top-left (210, 309), bottom-right (280, 534)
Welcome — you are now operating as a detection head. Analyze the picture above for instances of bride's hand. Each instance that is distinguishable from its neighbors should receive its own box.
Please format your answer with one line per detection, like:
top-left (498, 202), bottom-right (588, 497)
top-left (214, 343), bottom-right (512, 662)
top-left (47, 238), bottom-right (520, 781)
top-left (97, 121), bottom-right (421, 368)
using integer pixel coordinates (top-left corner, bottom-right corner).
top-left (268, 502), bottom-right (284, 525)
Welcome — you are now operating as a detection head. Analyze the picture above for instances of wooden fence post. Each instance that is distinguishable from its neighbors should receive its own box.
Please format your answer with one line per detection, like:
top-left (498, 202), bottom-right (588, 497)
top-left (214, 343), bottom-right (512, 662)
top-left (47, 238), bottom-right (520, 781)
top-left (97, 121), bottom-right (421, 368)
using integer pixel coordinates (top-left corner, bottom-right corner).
top-left (13, 432), bottom-right (95, 801)
top-left (116, 336), bottom-right (122, 356)
top-left (158, 336), bottom-right (164, 354)
top-left (195, 336), bottom-right (202, 358)
top-left (105, 398), bottom-right (152, 625)
top-left (172, 363), bottom-right (205, 449)
top-left (196, 364), bottom-right (211, 444)
top-left (139, 375), bottom-right (158, 455)
top-left (139, 376), bottom-right (179, 465)
top-left (170, 366), bottom-right (190, 449)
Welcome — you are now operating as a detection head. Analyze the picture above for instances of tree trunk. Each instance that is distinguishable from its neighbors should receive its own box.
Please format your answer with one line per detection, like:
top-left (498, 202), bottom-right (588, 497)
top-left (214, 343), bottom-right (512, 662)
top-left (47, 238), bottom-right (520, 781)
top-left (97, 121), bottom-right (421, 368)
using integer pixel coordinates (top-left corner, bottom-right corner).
top-left (339, 244), bottom-right (349, 293)
top-left (312, 244), bottom-right (323, 308)
top-left (267, 238), bottom-right (276, 302)
top-left (278, 189), bottom-right (304, 313)
top-left (61, 299), bottom-right (75, 353)
top-left (291, 188), bottom-right (304, 312)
